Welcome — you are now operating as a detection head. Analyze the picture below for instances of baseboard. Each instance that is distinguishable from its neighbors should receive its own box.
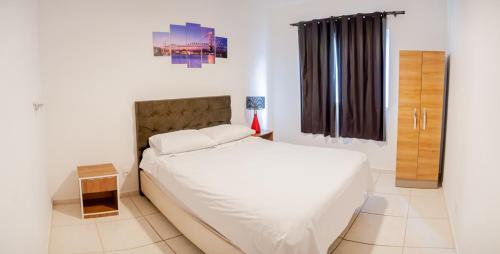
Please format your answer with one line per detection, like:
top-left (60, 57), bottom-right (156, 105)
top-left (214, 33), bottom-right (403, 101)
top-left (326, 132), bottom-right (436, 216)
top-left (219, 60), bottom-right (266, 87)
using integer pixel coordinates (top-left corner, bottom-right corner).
top-left (52, 190), bottom-right (140, 205)
top-left (120, 190), bottom-right (140, 198)
top-left (52, 198), bottom-right (79, 205)
top-left (396, 179), bottom-right (438, 188)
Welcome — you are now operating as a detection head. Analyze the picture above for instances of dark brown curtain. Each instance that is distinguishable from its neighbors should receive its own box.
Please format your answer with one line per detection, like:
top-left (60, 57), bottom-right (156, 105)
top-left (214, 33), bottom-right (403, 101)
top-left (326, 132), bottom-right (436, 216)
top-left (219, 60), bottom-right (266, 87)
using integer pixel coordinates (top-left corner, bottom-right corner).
top-left (338, 14), bottom-right (386, 141)
top-left (298, 19), bottom-right (337, 137)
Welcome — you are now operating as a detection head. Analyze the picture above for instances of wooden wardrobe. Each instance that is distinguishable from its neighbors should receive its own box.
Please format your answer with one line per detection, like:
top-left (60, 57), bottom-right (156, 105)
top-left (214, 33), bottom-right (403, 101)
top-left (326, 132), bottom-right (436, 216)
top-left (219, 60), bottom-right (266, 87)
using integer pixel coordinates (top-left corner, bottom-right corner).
top-left (396, 51), bottom-right (446, 188)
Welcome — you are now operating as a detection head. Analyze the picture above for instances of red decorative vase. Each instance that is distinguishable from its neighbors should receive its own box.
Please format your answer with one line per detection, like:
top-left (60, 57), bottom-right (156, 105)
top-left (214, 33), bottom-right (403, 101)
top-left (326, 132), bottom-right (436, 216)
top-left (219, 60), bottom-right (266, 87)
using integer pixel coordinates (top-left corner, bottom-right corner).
top-left (251, 111), bottom-right (261, 133)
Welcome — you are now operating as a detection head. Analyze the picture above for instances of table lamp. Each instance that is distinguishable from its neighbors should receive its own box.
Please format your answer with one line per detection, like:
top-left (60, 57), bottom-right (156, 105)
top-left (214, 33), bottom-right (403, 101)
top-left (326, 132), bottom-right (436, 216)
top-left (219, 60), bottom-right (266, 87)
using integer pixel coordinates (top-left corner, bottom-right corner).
top-left (246, 96), bottom-right (265, 133)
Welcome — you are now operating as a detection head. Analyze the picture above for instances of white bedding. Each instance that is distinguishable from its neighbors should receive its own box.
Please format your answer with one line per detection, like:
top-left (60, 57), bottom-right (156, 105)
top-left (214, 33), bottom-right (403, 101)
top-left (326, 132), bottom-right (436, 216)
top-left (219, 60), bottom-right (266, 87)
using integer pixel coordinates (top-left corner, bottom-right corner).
top-left (140, 137), bottom-right (372, 254)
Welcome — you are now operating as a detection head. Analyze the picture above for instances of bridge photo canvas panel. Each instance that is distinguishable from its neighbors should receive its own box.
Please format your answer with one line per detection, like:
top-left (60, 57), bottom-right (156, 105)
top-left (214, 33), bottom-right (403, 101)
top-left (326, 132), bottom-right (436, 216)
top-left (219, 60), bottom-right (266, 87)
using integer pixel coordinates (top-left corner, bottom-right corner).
top-left (201, 26), bottom-right (215, 64)
top-left (215, 36), bottom-right (228, 58)
top-left (170, 24), bottom-right (188, 65)
top-left (152, 32), bottom-right (170, 56)
top-left (185, 23), bottom-right (202, 68)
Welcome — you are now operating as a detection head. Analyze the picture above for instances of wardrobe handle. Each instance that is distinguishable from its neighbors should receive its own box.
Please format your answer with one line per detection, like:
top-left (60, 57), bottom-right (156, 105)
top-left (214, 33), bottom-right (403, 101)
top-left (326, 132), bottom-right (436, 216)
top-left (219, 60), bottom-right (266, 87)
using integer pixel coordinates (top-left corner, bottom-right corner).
top-left (423, 108), bottom-right (427, 130)
top-left (413, 108), bottom-right (417, 130)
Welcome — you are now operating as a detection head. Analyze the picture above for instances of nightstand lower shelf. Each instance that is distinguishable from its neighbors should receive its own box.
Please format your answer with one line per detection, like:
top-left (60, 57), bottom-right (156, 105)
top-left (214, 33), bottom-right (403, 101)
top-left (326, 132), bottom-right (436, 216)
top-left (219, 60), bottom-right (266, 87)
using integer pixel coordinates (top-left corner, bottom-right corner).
top-left (82, 191), bottom-right (119, 219)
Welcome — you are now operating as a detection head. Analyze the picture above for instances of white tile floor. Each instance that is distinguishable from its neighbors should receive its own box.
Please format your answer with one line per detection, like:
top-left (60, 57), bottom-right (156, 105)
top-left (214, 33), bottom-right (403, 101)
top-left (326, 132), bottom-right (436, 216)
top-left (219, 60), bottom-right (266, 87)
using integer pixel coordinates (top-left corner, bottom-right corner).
top-left (334, 172), bottom-right (455, 254)
top-left (49, 172), bottom-right (455, 254)
top-left (49, 196), bottom-right (195, 254)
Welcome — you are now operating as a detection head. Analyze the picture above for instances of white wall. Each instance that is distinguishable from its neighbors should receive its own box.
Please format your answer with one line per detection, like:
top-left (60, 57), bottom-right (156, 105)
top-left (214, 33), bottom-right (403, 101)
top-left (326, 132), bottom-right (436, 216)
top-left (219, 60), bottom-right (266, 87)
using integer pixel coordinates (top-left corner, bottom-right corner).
top-left (0, 0), bottom-right (52, 253)
top-left (268, 0), bottom-right (448, 171)
top-left (443, 0), bottom-right (500, 253)
top-left (40, 0), bottom-right (270, 200)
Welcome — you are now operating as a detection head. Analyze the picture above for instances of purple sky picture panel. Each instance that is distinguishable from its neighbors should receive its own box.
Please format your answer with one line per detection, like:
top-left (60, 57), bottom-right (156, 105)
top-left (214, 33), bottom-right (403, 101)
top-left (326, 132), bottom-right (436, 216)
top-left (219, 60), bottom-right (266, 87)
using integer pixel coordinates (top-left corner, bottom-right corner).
top-left (186, 23), bottom-right (201, 44)
top-left (215, 37), bottom-right (228, 58)
top-left (186, 23), bottom-right (202, 68)
top-left (170, 24), bottom-right (187, 64)
top-left (201, 27), bottom-right (215, 64)
top-left (152, 32), bottom-right (170, 56)
top-left (153, 32), bottom-right (169, 48)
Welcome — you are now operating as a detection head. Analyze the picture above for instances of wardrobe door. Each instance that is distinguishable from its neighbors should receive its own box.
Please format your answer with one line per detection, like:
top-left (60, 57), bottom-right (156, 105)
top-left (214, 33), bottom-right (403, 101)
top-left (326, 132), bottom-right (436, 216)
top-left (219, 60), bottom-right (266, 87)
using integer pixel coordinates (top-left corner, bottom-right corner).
top-left (396, 51), bottom-right (423, 180)
top-left (417, 51), bottom-right (446, 181)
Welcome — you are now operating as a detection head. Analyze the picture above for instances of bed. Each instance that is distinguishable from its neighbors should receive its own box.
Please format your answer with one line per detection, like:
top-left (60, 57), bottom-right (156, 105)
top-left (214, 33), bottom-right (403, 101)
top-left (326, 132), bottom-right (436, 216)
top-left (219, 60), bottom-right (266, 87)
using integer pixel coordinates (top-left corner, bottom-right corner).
top-left (135, 96), bottom-right (372, 254)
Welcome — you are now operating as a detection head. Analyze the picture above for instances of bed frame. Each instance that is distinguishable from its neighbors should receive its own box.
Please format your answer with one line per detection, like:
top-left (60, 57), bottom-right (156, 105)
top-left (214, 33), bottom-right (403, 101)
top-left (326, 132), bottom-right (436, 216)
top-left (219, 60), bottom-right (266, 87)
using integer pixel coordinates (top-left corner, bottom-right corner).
top-left (135, 95), bottom-right (244, 254)
top-left (134, 95), bottom-right (345, 254)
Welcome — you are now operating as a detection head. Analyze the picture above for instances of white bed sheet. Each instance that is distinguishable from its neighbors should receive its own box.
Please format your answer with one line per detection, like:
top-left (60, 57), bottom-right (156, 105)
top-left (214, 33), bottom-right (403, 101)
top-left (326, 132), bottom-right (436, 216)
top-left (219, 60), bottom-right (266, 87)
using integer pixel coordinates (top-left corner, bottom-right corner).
top-left (140, 137), bottom-right (373, 254)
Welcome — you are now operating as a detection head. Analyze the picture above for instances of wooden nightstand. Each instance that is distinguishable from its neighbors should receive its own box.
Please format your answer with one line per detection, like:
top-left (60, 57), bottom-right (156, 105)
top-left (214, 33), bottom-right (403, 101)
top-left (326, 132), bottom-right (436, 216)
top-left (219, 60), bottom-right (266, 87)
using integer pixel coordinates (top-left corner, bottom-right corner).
top-left (77, 163), bottom-right (119, 219)
top-left (253, 129), bottom-right (273, 141)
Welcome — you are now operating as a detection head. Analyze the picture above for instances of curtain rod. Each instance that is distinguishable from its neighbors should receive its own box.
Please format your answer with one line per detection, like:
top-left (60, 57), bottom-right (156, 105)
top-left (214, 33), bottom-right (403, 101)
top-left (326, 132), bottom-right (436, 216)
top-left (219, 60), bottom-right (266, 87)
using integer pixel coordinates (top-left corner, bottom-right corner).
top-left (290, 11), bottom-right (405, 27)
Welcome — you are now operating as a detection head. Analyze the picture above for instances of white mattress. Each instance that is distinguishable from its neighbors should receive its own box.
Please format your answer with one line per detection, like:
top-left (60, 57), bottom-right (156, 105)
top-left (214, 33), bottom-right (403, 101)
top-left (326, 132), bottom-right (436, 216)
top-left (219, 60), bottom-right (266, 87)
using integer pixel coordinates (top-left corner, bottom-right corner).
top-left (140, 137), bottom-right (373, 254)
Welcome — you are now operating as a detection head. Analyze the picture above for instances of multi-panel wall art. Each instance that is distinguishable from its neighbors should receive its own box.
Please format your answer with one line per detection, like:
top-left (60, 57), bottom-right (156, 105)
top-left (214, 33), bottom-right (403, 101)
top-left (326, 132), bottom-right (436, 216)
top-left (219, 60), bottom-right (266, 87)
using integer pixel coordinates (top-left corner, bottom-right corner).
top-left (153, 23), bottom-right (228, 68)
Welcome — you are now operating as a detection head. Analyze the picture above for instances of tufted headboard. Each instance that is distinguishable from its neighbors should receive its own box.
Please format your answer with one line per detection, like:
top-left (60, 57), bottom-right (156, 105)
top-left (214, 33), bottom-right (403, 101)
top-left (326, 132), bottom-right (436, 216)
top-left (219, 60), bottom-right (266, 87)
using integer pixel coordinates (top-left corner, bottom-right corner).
top-left (135, 95), bottom-right (231, 164)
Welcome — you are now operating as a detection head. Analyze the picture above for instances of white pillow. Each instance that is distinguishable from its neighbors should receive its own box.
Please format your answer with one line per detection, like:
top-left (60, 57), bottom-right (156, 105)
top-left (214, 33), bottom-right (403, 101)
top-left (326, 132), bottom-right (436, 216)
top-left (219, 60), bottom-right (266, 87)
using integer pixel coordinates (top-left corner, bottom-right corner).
top-left (199, 124), bottom-right (255, 145)
top-left (149, 129), bottom-right (217, 155)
